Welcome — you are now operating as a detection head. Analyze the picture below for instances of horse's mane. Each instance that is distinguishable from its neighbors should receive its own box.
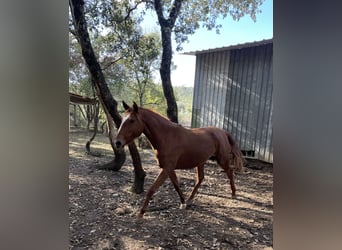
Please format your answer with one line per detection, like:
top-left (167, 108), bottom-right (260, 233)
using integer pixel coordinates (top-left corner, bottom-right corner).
top-left (139, 107), bottom-right (180, 128)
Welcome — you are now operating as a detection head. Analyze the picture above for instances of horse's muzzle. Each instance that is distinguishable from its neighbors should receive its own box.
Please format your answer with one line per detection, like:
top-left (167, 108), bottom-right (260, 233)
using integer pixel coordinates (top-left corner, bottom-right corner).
top-left (114, 140), bottom-right (123, 149)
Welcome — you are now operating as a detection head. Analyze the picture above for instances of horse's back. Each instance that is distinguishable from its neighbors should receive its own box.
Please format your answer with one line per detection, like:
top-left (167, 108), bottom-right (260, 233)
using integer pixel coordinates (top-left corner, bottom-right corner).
top-left (198, 127), bottom-right (229, 143)
top-left (174, 127), bottom-right (229, 168)
top-left (163, 127), bottom-right (215, 169)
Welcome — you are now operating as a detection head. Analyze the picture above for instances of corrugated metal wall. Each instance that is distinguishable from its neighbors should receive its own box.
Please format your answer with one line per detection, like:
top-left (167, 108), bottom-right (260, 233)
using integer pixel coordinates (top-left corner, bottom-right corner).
top-left (191, 43), bottom-right (273, 162)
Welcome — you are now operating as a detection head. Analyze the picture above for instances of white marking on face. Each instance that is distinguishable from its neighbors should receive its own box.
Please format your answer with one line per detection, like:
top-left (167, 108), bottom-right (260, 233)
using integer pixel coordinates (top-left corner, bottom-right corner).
top-left (117, 113), bottom-right (131, 134)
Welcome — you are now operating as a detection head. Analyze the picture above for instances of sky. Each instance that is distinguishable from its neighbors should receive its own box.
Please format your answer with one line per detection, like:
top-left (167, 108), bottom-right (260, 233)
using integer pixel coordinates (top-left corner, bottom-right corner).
top-left (141, 0), bottom-right (273, 87)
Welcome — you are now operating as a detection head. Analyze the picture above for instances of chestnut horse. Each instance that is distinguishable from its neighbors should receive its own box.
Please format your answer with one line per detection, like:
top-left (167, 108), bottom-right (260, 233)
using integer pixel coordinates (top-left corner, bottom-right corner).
top-left (115, 102), bottom-right (244, 217)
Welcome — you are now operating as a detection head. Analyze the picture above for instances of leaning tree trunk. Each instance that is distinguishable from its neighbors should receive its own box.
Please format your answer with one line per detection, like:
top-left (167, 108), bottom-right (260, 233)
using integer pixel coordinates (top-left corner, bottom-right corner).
top-left (154, 0), bottom-right (182, 124)
top-left (95, 96), bottom-right (126, 171)
top-left (85, 101), bottom-right (99, 154)
top-left (85, 77), bottom-right (126, 170)
top-left (100, 121), bottom-right (106, 134)
top-left (85, 80), bottom-right (100, 154)
top-left (69, 0), bottom-right (146, 194)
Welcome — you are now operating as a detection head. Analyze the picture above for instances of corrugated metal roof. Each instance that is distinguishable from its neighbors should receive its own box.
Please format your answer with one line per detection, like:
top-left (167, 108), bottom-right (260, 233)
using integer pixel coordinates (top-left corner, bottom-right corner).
top-left (183, 38), bottom-right (273, 55)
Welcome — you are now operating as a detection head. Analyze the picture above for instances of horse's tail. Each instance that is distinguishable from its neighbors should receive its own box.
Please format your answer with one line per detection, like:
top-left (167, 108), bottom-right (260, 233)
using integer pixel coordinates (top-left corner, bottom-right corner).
top-left (227, 132), bottom-right (244, 172)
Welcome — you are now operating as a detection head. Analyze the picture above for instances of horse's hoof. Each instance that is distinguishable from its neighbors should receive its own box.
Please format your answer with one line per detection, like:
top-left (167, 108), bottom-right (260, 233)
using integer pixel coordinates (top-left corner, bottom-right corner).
top-left (137, 211), bottom-right (145, 219)
top-left (179, 203), bottom-right (187, 209)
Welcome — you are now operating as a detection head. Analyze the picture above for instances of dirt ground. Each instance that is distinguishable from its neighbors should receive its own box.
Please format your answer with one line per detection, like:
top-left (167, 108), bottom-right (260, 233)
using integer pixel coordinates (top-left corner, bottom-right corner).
top-left (69, 129), bottom-right (273, 250)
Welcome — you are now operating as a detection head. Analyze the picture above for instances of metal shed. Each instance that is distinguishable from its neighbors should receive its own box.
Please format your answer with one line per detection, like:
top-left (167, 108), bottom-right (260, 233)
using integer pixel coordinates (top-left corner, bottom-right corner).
top-left (185, 39), bottom-right (273, 162)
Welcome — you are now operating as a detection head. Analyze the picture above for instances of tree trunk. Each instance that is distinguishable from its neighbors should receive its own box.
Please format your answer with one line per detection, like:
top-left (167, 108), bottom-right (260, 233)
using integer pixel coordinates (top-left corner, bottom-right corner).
top-left (73, 104), bottom-right (77, 126)
top-left (160, 26), bottom-right (178, 123)
top-left (77, 105), bottom-right (86, 123)
top-left (153, 0), bottom-right (182, 124)
top-left (128, 143), bottom-right (146, 194)
top-left (85, 102), bottom-right (99, 154)
top-left (69, 0), bottom-right (146, 193)
top-left (95, 91), bottom-right (126, 171)
top-left (86, 105), bottom-right (91, 130)
top-left (100, 121), bottom-right (106, 134)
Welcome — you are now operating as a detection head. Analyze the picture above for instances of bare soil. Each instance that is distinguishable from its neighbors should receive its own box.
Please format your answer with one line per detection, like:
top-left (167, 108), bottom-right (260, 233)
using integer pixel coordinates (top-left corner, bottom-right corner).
top-left (69, 129), bottom-right (273, 249)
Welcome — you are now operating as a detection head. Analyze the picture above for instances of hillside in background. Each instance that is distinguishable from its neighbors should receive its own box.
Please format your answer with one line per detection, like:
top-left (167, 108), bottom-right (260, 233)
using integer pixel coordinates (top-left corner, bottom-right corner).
top-left (69, 84), bottom-right (194, 128)
top-left (174, 86), bottom-right (193, 127)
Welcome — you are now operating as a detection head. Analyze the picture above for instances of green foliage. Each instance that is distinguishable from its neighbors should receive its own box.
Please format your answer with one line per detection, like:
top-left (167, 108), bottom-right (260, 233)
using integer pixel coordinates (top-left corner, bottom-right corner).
top-left (69, 33), bottom-right (89, 95)
top-left (123, 32), bottom-right (162, 106)
top-left (143, 83), bottom-right (168, 115)
top-left (69, 0), bottom-right (263, 125)
top-left (145, 0), bottom-right (264, 51)
top-left (69, 0), bottom-right (164, 120)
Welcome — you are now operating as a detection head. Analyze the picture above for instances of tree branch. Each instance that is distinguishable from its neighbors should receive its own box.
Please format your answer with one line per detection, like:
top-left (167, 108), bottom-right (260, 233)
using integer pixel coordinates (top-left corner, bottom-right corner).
top-left (169, 0), bottom-right (182, 27)
top-left (69, 27), bottom-right (78, 38)
top-left (101, 57), bottom-right (123, 71)
top-left (124, 1), bottom-right (145, 22)
top-left (153, 0), bottom-right (167, 25)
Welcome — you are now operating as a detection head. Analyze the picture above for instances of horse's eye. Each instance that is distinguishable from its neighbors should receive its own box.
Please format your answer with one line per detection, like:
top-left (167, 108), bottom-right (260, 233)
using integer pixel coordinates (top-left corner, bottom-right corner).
top-left (129, 119), bottom-right (135, 123)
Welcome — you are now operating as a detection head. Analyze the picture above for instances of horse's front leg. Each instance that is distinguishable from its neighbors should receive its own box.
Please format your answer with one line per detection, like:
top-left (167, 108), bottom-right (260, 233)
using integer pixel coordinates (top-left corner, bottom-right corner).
top-left (138, 168), bottom-right (170, 218)
top-left (185, 164), bottom-right (204, 207)
top-left (169, 170), bottom-right (186, 205)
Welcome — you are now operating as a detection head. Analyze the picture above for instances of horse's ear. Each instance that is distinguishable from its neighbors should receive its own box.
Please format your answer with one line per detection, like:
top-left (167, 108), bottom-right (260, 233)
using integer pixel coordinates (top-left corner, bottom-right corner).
top-left (122, 101), bottom-right (130, 111)
top-left (133, 102), bottom-right (139, 113)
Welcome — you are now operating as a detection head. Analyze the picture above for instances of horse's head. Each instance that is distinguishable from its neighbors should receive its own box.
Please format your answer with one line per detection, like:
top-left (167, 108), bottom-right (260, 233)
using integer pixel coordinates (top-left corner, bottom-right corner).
top-left (114, 101), bottom-right (144, 149)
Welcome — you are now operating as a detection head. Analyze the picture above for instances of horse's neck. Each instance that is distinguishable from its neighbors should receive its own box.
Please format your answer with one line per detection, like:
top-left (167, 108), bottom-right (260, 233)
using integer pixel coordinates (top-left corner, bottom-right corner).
top-left (140, 109), bottom-right (176, 150)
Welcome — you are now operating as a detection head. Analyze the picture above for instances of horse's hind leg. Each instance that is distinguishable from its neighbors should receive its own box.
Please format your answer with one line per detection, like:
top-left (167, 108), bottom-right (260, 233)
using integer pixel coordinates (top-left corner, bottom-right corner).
top-left (169, 170), bottom-right (186, 205)
top-left (186, 164), bottom-right (204, 206)
top-left (226, 167), bottom-right (236, 197)
top-left (218, 159), bottom-right (236, 197)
